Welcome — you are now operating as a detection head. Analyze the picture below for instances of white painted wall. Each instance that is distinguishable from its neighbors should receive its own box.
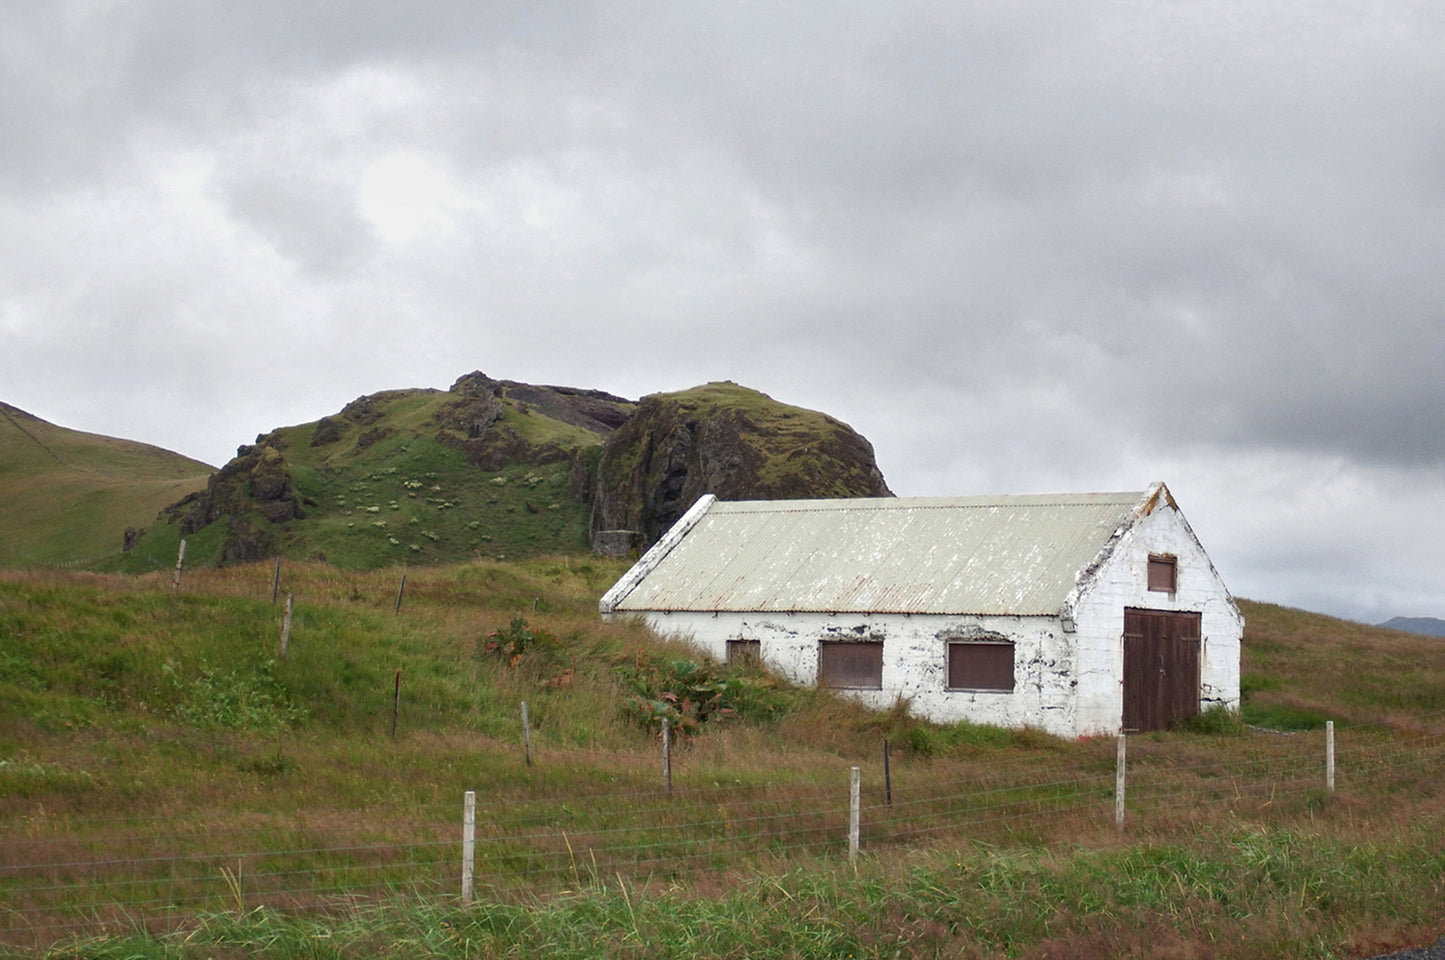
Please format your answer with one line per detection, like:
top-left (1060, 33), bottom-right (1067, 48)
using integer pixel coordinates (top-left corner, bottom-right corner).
top-left (632, 609), bottom-right (1081, 738)
top-left (1066, 500), bottom-right (1243, 735)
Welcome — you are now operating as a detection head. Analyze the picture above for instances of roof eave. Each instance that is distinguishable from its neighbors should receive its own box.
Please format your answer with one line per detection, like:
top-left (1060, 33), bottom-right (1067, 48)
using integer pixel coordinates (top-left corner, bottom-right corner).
top-left (598, 494), bottom-right (718, 616)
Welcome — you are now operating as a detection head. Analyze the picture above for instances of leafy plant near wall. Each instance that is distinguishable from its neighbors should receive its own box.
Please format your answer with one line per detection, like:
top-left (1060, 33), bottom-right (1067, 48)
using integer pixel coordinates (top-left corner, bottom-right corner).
top-left (617, 656), bottom-right (794, 736)
top-left (619, 658), bottom-right (733, 736)
top-left (1173, 702), bottom-right (1245, 735)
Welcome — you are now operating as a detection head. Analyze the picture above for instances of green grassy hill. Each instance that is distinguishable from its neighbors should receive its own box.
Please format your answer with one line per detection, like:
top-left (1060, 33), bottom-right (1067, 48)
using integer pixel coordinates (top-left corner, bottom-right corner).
top-left (100, 375), bottom-right (895, 576)
top-left (1237, 598), bottom-right (1445, 729)
top-left (3, 375), bottom-right (897, 577)
top-left (110, 384), bottom-right (624, 574)
top-left (0, 402), bottom-right (214, 569)
top-left (4, 568), bottom-right (1445, 957)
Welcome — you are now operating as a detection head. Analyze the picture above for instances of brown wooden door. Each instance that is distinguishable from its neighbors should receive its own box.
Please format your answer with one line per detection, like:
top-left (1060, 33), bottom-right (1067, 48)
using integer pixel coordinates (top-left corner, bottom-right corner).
top-left (1122, 608), bottom-right (1201, 731)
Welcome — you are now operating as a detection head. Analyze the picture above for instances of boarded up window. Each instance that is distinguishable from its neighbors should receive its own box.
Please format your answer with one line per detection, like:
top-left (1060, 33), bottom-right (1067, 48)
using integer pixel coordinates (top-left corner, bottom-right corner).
top-left (947, 642), bottom-right (1015, 692)
top-left (726, 638), bottom-right (761, 665)
top-left (818, 641), bottom-right (883, 689)
top-left (1148, 554), bottom-right (1177, 593)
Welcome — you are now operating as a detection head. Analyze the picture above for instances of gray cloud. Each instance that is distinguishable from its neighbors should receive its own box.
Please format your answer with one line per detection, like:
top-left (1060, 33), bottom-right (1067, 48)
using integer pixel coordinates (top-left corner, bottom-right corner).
top-left (2, 0), bottom-right (1443, 621)
top-left (217, 165), bottom-right (373, 275)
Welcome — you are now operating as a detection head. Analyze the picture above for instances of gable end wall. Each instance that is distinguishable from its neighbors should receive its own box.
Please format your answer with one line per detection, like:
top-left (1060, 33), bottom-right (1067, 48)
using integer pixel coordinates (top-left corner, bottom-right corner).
top-left (1069, 501), bottom-right (1243, 735)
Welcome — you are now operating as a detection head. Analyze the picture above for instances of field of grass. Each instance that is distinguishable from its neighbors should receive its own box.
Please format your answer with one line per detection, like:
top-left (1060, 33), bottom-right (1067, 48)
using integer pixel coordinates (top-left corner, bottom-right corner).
top-left (95, 388), bottom-right (607, 574)
top-left (1236, 599), bottom-right (1445, 730)
top-left (3, 568), bottom-right (1445, 958)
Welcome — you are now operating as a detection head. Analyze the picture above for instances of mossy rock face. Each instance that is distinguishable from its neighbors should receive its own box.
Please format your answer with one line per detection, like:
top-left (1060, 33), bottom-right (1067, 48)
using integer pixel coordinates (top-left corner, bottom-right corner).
top-left (431, 373), bottom-right (634, 472)
top-left (125, 376), bottom-right (890, 569)
top-left (590, 382), bottom-right (892, 547)
top-left (169, 441), bottom-right (300, 534)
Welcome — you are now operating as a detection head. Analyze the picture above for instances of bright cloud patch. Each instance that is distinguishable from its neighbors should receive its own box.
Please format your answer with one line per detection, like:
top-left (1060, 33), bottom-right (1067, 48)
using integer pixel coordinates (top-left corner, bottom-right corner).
top-left (358, 152), bottom-right (468, 243)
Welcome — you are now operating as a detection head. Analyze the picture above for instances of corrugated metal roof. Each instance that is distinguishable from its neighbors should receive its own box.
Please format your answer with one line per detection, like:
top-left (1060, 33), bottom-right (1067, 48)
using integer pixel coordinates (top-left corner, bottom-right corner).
top-left (609, 492), bottom-right (1147, 616)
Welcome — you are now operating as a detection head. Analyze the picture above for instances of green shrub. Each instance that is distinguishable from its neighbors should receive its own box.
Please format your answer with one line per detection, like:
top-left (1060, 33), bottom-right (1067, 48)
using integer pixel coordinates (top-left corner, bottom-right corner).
top-left (618, 657), bottom-right (751, 736)
top-left (167, 660), bottom-right (308, 734)
top-left (901, 723), bottom-right (946, 756)
top-left (721, 673), bottom-right (795, 725)
top-left (482, 616), bottom-right (557, 666)
top-left (1242, 701), bottom-right (1330, 732)
top-left (901, 718), bottom-right (1017, 756)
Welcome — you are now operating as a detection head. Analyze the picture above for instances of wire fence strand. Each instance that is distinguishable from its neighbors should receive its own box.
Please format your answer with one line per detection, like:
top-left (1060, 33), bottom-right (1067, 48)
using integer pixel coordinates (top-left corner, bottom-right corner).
top-left (2, 726), bottom-right (1437, 950)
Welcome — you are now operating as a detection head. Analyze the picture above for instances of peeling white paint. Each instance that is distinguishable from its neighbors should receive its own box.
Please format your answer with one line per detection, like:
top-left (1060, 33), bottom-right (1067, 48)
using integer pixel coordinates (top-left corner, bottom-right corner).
top-left (604, 484), bottom-right (1242, 738)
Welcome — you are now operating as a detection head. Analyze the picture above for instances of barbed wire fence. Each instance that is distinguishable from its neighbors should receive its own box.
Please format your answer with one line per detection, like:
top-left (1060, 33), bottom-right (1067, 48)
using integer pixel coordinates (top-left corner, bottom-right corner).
top-left (5, 725), bottom-right (1439, 951)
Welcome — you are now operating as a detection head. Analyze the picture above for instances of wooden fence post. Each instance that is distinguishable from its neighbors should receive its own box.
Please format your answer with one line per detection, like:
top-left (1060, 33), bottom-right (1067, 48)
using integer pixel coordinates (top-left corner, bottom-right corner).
top-left (390, 671), bottom-right (401, 738)
top-left (171, 539), bottom-right (187, 595)
top-left (461, 790), bottom-right (476, 904)
top-left (394, 574), bottom-right (407, 615)
top-left (521, 701), bottom-right (533, 767)
top-left (662, 719), bottom-right (673, 794)
top-left (278, 593), bottom-right (293, 659)
top-left (883, 739), bottom-right (893, 807)
top-left (271, 557), bottom-right (282, 604)
top-left (1325, 720), bottom-right (1335, 793)
top-left (848, 766), bottom-right (861, 864)
top-left (1115, 734), bottom-right (1127, 830)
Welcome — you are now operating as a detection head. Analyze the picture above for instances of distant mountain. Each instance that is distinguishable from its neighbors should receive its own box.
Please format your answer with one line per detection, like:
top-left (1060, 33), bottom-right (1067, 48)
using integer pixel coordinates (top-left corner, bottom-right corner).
top-left (1378, 617), bottom-right (1445, 637)
top-left (0, 401), bottom-right (214, 568)
top-left (101, 373), bottom-right (891, 572)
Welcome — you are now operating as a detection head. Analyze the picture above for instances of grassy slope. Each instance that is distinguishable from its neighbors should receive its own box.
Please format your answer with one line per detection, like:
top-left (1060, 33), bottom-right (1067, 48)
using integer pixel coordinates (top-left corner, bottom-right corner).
top-left (3, 573), bottom-right (1445, 957)
top-left (0, 404), bottom-right (213, 568)
top-left (260, 390), bottom-right (596, 568)
top-left (1237, 598), bottom-right (1445, 729)
top-left (107, 390), bottom-right (608, 574)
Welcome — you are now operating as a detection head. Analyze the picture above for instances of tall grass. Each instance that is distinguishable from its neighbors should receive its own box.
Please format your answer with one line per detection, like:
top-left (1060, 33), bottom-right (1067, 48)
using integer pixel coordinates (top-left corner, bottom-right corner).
top-left (1238, 599), bottom-right (1445, 729)
top-left (4, 573), bottom-right (1445, 957)
top-left (19, 822), bottom-right (1445, 959)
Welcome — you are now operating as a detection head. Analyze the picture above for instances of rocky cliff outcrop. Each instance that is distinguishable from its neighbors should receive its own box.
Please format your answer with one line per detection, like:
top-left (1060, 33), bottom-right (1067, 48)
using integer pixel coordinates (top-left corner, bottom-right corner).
top-left (433, 372), bottom-right (634, 472)
top-left (163, 439), bottom-right (305, 563)
top-left (145, 374), bottom-right (891, 567)
top-left (589, 382), bottom-right (892, 549)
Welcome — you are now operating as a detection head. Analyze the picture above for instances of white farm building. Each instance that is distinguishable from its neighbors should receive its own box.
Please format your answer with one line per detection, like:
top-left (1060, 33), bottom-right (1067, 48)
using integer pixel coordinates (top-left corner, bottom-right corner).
top-left (599, 482), bottom-right (1242, 737)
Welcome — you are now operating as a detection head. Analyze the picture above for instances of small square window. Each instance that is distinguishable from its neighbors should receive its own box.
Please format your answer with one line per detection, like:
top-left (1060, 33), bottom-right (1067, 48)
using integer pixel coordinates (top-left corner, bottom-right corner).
top-left (818, 641), bottom-right (883, 689)
top-left (947, 642), bottom-right (1014, 692)
top-left (1148, 554), bottom-right (1177, 593)
top-left (726, 638), bottom-right (761, 665)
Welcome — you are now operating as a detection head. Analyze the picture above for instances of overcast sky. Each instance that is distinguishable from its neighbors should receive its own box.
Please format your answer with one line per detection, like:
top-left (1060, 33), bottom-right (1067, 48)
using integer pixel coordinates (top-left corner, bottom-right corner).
top-left (3, 1), bottom-right (1443, 623)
